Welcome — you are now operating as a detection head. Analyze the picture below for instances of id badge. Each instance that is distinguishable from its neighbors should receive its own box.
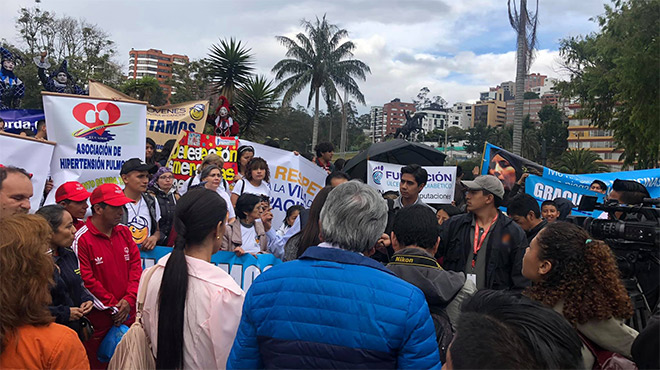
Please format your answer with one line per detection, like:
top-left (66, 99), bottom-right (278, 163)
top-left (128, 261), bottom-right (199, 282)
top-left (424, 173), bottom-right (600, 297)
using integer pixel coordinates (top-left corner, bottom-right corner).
top-left (467, 273), bottom-right (477, 286)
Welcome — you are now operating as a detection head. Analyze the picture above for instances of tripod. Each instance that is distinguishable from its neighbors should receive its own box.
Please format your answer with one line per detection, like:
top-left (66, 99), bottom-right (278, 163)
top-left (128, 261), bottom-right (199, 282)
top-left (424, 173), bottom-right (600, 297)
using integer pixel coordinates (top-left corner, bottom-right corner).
top-left (623, 277), bottom-right (650, 332)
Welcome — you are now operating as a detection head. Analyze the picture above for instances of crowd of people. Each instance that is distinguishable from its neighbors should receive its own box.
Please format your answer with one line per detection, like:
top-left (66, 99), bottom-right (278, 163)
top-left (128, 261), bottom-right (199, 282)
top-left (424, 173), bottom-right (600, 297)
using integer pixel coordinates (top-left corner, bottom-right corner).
top-left (0, 137), bottom-right (658, 369)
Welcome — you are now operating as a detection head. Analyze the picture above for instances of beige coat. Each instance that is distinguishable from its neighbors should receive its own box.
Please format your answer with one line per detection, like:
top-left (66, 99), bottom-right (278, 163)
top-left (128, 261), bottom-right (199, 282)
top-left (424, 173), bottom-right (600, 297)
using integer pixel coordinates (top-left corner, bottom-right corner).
top-left (221, 219), bottom-right (268, 253)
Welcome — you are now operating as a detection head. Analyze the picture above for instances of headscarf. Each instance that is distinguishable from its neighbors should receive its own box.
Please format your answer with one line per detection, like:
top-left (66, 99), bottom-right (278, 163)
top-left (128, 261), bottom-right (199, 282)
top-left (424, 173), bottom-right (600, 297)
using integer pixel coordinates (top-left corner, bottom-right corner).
top-left (148, 166), bottom-right (173, 189)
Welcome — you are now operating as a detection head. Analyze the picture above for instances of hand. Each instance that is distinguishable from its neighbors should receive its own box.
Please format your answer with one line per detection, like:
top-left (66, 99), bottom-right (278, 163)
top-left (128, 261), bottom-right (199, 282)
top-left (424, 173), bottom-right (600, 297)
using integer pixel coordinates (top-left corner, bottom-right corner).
top-left (80, 301), bottom-right (93, 315)
top-left (293, 151), bottom-right (300, 156)
top-left (141, 234), bottom-right (158, 251)
top-left (517, 172), bottom-right (529, 185)
top-left (376, 233), bottom-right (391, 249)
top-left (69, 307), bottom-right (84, 321)
top-left (261, 210), bottom-right (274, 231)
top-left (472, 166), bottom-right (480, 176)
top-left (234, 247), bottom-right (246, 256)
top-left (43, 179), bottom-right (54, 194)
top-left (112, 299), bottom-right (130, 326)
top-left (40, 51), bottom-right (47, 62)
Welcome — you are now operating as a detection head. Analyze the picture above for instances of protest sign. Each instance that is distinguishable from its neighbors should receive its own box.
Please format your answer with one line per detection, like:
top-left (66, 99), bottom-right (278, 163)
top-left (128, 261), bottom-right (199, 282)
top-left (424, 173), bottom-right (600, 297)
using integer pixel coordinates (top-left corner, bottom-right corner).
top-left (367, 160), bottom-right (456, 204)
top-left (43, 92), bottom-right (147, 204)
top-left (166, 131), bottom-right (239, 190)
top-left (240, 140), bottom-right (327, 230)
top-left (0, 109), bottom-right (45, 134)
top-left (0, 132), bottom-right (56, 212)
top-left (88, 80), bottom-right (134, 101)
top-left (146, 101), bottom-right (208, 150)
top-left (140, 247), bottom-right (281, 291)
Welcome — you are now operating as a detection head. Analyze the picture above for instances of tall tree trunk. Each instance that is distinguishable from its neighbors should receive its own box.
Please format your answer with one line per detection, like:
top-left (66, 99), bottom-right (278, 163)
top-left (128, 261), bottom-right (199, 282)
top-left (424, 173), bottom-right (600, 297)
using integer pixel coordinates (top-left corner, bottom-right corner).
top-left (512, 0), bottom-right (527, 156)
top-left (312, 88), bottom-right (320, 150)
top-left (339, 90), bottom-right (347, 154)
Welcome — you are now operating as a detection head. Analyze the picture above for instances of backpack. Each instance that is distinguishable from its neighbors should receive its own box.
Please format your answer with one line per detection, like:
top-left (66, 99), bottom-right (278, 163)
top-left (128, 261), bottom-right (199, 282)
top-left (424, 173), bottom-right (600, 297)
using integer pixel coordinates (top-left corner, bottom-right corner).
top-left (107, 266), bottom-right (158, 369)
top-left (429, 305), bottom-right (454, 364)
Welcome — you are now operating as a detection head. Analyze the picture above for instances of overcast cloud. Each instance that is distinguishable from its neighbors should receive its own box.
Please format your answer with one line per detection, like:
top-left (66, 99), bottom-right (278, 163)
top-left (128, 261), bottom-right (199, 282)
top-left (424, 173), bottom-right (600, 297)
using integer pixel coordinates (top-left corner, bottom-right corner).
top-left (1, 0), bottom-right (608, 113)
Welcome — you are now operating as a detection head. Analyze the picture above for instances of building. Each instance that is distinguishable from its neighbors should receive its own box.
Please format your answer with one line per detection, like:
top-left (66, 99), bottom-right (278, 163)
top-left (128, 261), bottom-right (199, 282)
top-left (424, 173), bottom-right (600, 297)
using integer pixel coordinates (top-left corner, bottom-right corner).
top-left (531, 77), bottom-right (557, 97)
top-left (505, 98), bottom-right (545, 125)
top-left (451, 102), bottom-right (473, 130)
top-left (479, 87), bottom-right (513, 102)
top-left (566, 103), bottom-right (624, 171)
top-left (128, 48), bottom-right (189, 98)
top-left (417, 107), bottom-right (462, 133)
top-left (382, 98), bottom-right (416, 137)
top-left (370, 106), bottom-right (384, 142)
top-left (471, 99), bottom-right (507, 128)
top-left (524, 73), bottom-right (547, 92)
top-left (500, 81), bottom-right (515, 96)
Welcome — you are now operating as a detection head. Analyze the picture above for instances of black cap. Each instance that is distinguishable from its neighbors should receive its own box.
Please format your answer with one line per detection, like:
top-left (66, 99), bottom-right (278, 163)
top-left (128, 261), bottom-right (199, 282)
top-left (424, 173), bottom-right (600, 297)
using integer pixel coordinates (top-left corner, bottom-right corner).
top-left (612, 179), bottom-right (650, 197)
top-left (120, 158), bottom-right (157, 175)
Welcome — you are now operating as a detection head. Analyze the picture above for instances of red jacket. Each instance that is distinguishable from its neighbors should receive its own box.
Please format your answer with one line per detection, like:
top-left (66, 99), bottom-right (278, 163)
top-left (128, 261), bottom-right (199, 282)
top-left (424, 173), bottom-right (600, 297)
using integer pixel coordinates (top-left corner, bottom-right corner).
top-left (73, 218), bottom-right (142, 314)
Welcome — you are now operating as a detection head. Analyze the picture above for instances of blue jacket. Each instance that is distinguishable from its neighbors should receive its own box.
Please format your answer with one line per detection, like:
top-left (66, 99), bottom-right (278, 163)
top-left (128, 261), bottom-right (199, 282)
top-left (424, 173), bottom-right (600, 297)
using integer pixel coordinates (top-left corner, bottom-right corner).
top-left (227, 246), bottom-right (441, 369)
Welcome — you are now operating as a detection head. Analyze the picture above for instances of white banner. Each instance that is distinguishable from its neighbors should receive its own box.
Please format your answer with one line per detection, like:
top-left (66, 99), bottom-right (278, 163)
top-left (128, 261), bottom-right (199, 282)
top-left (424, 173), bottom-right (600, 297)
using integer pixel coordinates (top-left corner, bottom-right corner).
top-left (0, 133), bottom-right (56, 212)
top-left (43, 93), bottom-right (147, 205)
top-left (240, 140), bottom-right (327, 230)
top-left (367, 160), bottom-right (456, 204)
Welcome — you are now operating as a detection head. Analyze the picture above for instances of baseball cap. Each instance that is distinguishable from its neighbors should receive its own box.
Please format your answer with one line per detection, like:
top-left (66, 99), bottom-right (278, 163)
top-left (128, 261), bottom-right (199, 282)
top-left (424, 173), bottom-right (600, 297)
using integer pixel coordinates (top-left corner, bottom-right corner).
top-left (462, 175), bottom-right (505, 200)
top-left (120, 158), bottom-right (157, 175)
top-left (55, 181), bottom-right (91, 203)
top-left (90, 183), bottom-right (135, 206)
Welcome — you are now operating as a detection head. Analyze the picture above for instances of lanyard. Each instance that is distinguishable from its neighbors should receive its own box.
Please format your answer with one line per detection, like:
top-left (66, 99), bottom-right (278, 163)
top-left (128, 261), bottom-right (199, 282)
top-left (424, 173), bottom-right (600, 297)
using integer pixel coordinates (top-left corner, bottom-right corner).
top-left (472, 215), bottom-right (498, 268)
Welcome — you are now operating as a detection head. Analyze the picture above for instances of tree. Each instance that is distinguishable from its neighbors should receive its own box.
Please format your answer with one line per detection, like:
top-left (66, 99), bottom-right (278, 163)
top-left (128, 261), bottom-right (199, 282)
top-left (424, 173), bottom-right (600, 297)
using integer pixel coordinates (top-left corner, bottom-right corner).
top-left (120, 76), bottom-right (167, 106)
top-left (556, 149), bottom-right (608, 174)
top-left (412, 87), bottom-right (447, 111)
top-left (465, 123), bottom-right (497, 154)
top-left (537, 105), bottom-right (568, 165)
top-left (166, 59), bottom-right (212, 104)
top-left (233, 75), bottom-right (279, 139)
top-left (508, 0), bottom-right (539, 155)
top-left (556, 0), bottom-right (659, 168)
top-left (523, 91), bottom-right (539, 99)
top-left (272, 15), bottom-right (371, 149)
top-left (208, 38), bottom-right (254, 104)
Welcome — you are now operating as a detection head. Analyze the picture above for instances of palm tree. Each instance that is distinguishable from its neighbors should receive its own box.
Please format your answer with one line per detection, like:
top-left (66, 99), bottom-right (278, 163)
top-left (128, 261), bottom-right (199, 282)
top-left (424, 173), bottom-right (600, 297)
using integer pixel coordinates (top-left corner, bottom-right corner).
top-left (120, 76), bottom-right (166, 105)
top-left (272, 15), bottom-right (370, 149)
top-left (557, 149), bottom-right (609, 174)
top-left (208, 38), bottom-right (254, 104)
top-left (508, 0), bottom-right (539, 156)
top-left (233, 75), bottom-right (279, 139)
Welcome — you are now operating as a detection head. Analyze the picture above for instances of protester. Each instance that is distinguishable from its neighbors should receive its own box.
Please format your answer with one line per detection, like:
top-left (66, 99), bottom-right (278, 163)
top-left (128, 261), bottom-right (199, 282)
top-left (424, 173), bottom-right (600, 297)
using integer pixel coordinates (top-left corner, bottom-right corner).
top-left (140, 188), bottom-right (244, 369)
top-left (387, 204), bottom-right (476, 362)
top-left (277, 204), bottom-right (304, 237)
top-left (523, 221), bottom-right (638, 368)
top-left (334, 158), bottom-right (346, 172)
top-left (283, 186), bottom-right (334, 261)
top-left (446, 290), bottom-right (583, 369)
top-left (553, 197), bottom-right (573, 221)
top-left (608, 178), bottom-right (651, 207)
top-left (147, 166), bottom-right (179, 246)
top-left (0, 47), bottom-right (25, 110)
top-left (0, 214), bottom-right (89, 369)
top-left (73, 183), bottom-right (143, 369)
top-left (145, 137), bottom-right (157, 166)
top-left (35, 119), bottom-right (47, 140)
top-left (156, 139), bottom-right (176, 167)
top-left (234, 145), bottom-right (255, 182)
top-left (222, 193), bottom-right (268, 256)
top-left (0, 164), bottom-right (33, 219)
top-left (36, 205), bottom-right (94, 334)
top-left (325, 170), bottom-right (350, 187)
top-left (55, 180), bottom-right (91, 230)
top-left (589, 179), bottom-right (608, 194)
top-left (178, 154), bottom-right (236, 220)
top-left (507, 193), bottom-right (547, 244)
top-left (434, 204), bottom-right (462, 226)
top-left (228, 181), bottom-right (442, 369)
top-left (437, 175), bottom-right (528, 291)
top-left (120, 158), bottom-right (161, 250)
top-left (541, 200), bottom-right (560, 222)
top-left (231, 157), bottom-right (271, 207)
top-left (314, 141), bottom-right (335, 173)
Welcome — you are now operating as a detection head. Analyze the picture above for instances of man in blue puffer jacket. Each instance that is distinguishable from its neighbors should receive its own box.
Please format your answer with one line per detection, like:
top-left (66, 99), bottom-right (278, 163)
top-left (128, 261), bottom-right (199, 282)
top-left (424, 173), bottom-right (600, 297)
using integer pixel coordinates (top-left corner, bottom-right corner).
top-left (228, 181), bottom-right (442, 369)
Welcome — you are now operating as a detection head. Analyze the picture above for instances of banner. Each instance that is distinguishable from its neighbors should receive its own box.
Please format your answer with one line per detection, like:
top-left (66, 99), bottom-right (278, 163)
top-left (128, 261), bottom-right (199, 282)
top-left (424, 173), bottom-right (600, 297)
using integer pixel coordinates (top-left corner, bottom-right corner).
top-left (146, 101), bottom-right (208, 150)
top-left (0, 133), bottom-right (56, 212)
top-left (367, 160), bottom-right (456, 204)
top-left (43, 93), bottom-right (147, 204)
top-left (88, 80), bottom-right (135, 101)
top-left (166, 130), bottom-right (239, 190)
top-left (239, 140), bottom-right (326, 230)
top-left (0, 109), bottom-right (45, 134)
top-left (140, 247), bottom-right (282, 291)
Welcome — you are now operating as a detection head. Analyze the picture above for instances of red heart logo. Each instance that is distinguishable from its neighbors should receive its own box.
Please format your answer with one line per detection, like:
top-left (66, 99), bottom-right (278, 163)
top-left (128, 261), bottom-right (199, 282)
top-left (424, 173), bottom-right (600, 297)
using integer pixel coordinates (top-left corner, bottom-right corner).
top-left (72, 102), bottom-right (121, 136)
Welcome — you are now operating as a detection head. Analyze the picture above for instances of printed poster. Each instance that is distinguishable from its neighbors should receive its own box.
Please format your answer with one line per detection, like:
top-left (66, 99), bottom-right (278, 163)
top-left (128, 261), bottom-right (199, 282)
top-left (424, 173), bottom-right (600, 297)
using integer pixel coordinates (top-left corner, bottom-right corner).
top-left (146, 100), bottom-right (208, 150)
top-left (367, 160), bottom-right (456, 204)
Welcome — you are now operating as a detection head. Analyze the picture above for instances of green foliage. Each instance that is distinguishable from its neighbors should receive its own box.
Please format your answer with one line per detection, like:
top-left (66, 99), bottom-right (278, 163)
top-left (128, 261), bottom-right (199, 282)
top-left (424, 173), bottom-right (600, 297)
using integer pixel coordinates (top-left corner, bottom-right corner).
top-left (166, 59), bottom-right (212, 104)
top-left (556, 0), bottom-right (659, 168)
top-left (537, 104), bottom-right (568, 165)
top-left (523, 91), bottom-right (539, 99)
top-left (208, 38), bottom-right (254, 104)
top-left (557, 149), bottom-right (609, 174)
top-left (233, 76), bottom-right (279, 139)
top-left (120, 76), bottom-right (167, 106)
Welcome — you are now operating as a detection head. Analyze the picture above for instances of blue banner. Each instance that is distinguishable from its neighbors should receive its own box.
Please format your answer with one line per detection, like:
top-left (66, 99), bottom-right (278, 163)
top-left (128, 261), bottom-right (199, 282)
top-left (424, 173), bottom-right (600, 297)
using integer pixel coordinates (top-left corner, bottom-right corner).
top-left (140, 247), bottom-right (282, 291)
top-left (0, 109), bottom-right (45, 134)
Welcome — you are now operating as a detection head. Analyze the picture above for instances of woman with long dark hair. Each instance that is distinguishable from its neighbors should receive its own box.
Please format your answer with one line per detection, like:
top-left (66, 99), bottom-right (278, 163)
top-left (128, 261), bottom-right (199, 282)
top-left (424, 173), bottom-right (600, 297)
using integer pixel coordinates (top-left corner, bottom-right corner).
top-left (231, 157), bottom-right (271, 207)
top-left (233, 145), bottom-right (255, 183)
top-left (140, 188), bottom-right (244, 369)
top-left (283, 186), bottom-right (334, 261)
top-left (522, 221), bottom-right (638, 368)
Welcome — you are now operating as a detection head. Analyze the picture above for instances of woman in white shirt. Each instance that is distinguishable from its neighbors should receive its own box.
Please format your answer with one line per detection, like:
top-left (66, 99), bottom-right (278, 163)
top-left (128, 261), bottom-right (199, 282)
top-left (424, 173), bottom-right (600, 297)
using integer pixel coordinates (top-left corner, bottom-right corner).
top-left (231, 157), bottom-right (271, 208)
top-left (139, 188), bottom-right (244, 369)
top-left (222, 193), bottom-right (269, 256)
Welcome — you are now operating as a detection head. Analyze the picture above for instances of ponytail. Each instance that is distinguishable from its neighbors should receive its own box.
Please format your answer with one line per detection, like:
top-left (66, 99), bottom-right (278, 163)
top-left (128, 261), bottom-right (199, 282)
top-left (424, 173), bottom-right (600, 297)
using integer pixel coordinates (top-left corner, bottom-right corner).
top-left (155, 188), bottom-right (227, 369)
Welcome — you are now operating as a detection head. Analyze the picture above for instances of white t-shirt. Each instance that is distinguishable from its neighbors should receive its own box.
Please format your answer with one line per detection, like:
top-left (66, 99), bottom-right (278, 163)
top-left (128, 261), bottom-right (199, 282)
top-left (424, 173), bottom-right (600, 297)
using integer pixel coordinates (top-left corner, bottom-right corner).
top-left (179, 174), bottom-right (236, 219)
top-left (240, 223), bottom-right (261, 254)
top-left (124, 196), bottom-right (161, 246)
top-left (232, 179), bottom-right (271, 199)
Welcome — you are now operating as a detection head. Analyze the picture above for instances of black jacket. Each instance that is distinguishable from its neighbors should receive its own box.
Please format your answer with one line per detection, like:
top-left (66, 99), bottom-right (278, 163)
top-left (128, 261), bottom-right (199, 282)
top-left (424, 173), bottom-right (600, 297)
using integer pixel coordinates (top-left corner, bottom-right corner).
top-left (49, 246), bottom-right (95, 326)
top-left (438, 210), bottom-right (530, 291)
top-left (148, 185), bottom-right (177, 245)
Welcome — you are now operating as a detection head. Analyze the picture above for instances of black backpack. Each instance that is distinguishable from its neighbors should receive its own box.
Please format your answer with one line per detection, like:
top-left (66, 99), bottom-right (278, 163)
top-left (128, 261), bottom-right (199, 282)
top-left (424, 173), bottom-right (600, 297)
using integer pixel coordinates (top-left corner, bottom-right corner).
top-left (429, 305), bottom-right (454, 364)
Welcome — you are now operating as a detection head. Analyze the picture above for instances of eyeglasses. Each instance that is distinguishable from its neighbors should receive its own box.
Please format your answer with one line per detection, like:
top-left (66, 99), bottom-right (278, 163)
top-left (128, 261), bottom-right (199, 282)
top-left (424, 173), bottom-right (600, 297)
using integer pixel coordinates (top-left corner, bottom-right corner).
top-left (159, 175), bottom-right (174, 180)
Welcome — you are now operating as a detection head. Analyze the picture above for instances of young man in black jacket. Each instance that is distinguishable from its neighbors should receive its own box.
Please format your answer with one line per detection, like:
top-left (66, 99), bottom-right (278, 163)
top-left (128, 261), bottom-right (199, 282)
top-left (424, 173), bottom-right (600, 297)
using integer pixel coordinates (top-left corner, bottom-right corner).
top-left (507, 193), bottom-right (547, 244)
top-left (438, 175), bottom-right (529, 291)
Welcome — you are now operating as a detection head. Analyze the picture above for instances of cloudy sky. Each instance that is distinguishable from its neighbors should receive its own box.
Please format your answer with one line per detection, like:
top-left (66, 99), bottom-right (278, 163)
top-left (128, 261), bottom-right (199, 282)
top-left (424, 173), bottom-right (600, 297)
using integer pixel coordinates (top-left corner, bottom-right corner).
top-left (1, 0), bottom-right (608, 112)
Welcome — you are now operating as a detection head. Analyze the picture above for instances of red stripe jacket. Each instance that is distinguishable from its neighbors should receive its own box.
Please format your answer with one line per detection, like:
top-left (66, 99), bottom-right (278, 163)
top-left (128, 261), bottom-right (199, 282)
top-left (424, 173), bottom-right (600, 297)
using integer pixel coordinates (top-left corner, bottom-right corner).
top-left (73, 218), bottom-right (142, 313)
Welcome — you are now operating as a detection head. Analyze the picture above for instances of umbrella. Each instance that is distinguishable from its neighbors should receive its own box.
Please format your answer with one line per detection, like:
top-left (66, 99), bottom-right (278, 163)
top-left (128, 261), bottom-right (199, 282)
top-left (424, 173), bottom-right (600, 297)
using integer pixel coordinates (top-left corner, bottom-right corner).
top-left (344, 139), bottom-right (446, 182)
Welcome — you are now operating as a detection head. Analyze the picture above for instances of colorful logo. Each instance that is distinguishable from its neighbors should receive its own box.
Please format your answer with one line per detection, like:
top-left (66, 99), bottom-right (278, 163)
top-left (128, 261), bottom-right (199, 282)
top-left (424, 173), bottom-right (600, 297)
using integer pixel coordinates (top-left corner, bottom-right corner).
top-left (189, 104), bottom-right (205, 121)
top-left (72, 102), bottom-right (130, 142)
top-left (372, 165), bottom-right (384, 185)
top-left (128, 216), bottom-right (149, 245)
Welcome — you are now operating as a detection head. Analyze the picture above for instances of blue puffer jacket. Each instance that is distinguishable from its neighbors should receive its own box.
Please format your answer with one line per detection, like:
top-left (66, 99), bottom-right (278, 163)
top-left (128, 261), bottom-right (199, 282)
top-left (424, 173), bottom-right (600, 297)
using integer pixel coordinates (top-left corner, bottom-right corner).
top-left (227, 246), bottom-right (441, 369)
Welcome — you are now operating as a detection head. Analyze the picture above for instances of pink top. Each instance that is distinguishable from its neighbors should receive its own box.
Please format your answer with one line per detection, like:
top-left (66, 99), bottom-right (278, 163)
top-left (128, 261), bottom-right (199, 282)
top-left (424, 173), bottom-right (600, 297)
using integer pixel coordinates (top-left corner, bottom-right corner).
top-left (140, 253), bottom-right (244, 369)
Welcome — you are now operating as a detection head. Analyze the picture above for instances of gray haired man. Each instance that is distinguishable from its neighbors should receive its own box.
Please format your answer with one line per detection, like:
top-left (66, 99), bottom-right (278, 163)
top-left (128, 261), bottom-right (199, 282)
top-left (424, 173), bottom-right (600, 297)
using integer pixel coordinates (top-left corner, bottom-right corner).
top-left (228, 181), bottom-right (442, 369)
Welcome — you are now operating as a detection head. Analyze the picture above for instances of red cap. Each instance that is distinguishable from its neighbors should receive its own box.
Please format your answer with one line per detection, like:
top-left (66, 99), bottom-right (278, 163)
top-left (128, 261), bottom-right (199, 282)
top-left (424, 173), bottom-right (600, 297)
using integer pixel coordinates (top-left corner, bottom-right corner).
top-left (90, 183), bottom-right (134, 207)
top-left (55, 181), bottom-right (91, 203)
